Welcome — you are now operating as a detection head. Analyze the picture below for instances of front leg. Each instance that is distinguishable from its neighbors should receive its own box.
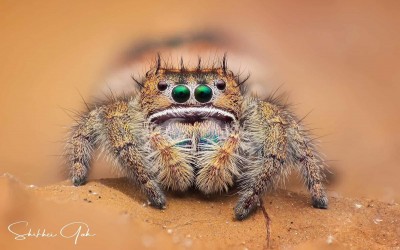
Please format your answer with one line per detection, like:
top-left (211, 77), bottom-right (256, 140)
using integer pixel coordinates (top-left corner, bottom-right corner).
top-left (104, 100), bottom-right (166, 208)
top-left (235, 98), bottom-right (328, 220)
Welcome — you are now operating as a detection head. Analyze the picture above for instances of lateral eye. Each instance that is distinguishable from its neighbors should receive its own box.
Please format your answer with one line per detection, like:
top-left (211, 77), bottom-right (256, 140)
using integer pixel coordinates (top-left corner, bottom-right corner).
top-left (157, 80), bottom-right (168, 91)
top-left (215, 79), bottom-right (226, 90)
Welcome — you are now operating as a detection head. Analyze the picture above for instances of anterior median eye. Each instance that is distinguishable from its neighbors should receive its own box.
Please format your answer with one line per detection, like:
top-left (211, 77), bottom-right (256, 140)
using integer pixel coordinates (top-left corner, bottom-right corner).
top-left (194, 85), bottom-right (213, 103)
top-left (172, 85), bottom-right (191, 103)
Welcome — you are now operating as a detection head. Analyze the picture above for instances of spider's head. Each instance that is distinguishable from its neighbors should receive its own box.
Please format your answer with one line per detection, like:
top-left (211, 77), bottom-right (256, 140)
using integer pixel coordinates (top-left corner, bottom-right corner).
top-left (139, 57), bottom-right (246, 140)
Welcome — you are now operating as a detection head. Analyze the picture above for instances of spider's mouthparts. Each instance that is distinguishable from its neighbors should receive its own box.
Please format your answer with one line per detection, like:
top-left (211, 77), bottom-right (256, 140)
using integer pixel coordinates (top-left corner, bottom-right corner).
top-left (148, 106), bottom-right (236, 125)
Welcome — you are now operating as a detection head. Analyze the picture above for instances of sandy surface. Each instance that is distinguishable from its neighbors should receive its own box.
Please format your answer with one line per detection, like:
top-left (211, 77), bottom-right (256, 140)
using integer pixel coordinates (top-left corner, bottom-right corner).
top-left (1, 175), bottom-right (399, 249)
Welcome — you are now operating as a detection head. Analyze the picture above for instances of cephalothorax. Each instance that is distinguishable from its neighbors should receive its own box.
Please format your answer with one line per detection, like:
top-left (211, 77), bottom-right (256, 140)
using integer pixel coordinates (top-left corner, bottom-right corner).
top-left (66, 56), bottom-right (328, 219)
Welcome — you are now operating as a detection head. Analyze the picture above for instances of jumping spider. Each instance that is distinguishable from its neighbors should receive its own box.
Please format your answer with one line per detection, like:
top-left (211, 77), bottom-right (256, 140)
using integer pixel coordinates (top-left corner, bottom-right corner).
top-left (66, 55), bottom-right (328, 220)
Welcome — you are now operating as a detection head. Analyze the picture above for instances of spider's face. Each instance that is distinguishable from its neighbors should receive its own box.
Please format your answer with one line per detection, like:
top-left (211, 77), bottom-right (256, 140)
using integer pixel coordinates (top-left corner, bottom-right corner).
top-left (140, 68), bottom-right (242, 139)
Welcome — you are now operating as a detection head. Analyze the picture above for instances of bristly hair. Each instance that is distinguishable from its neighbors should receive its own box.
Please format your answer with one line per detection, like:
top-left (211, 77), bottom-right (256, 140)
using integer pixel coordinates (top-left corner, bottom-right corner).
top-left (140, 53), bottom-right (251, 91)
top-left (236, 73), bottom-right (250, 87)
top-left (197, 56), bottom-right (202, 71)
top-left (146, 53), bottom-right (233, 74)
top-left (131, 75), bottom-right (144, 89)
top-left (155, 53), bottom-right (161, 75)
top-left (263, 84), bottom-right (292, 110)
top-left (222, 52), bottom-right (228, 74)
top-left (234, 68), bottom-right (251, 95)
top-left (180, 56), bottom-right (185, 72)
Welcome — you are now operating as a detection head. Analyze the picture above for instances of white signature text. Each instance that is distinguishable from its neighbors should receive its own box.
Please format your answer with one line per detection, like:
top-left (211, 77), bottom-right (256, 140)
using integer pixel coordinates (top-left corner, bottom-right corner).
top-left (8, 221), bottom-right (96, 244)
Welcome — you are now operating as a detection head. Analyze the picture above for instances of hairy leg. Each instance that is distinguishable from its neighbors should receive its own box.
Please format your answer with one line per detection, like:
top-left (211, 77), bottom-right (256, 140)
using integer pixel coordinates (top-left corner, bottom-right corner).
top-left (102, 100), bottom-right (165, 208)
top-left (235, 98), bottom-right (328, 220)
top-left (235, 120), bottom-right (287, 220)
top-left (287, 123), bottom-right (328, 208)
top-left (66, 108), bottom-right (102, 186)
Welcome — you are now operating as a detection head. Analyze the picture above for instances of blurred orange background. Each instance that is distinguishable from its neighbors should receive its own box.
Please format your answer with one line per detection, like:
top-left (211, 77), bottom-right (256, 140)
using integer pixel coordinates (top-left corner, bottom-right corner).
top-left (0, 0), bottom-right (399, 202)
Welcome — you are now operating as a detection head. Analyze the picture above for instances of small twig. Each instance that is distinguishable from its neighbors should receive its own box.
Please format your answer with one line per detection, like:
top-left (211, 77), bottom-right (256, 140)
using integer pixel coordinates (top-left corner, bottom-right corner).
top-left (259, 198), bottom-right (271, 249)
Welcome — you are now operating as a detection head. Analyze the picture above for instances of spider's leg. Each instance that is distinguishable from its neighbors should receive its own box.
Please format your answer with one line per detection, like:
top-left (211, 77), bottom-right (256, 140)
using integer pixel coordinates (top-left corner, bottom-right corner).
top-left (235, 110), bottom-right (288, 220)
top-left (235, 98), bottom-right (328, 220)
top-left (103, 100), bottom-right (165, 208)
top-left (287, 120), bottom-right (328, 209)
top-left (66, 108), bottom-right (102, 186)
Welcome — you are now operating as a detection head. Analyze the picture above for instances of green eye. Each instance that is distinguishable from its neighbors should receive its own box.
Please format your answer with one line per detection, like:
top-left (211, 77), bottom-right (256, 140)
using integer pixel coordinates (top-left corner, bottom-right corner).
top-left (172, 85), bottom-right (190, 103)
top-left (194, 85), bottom-right (213, 103)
